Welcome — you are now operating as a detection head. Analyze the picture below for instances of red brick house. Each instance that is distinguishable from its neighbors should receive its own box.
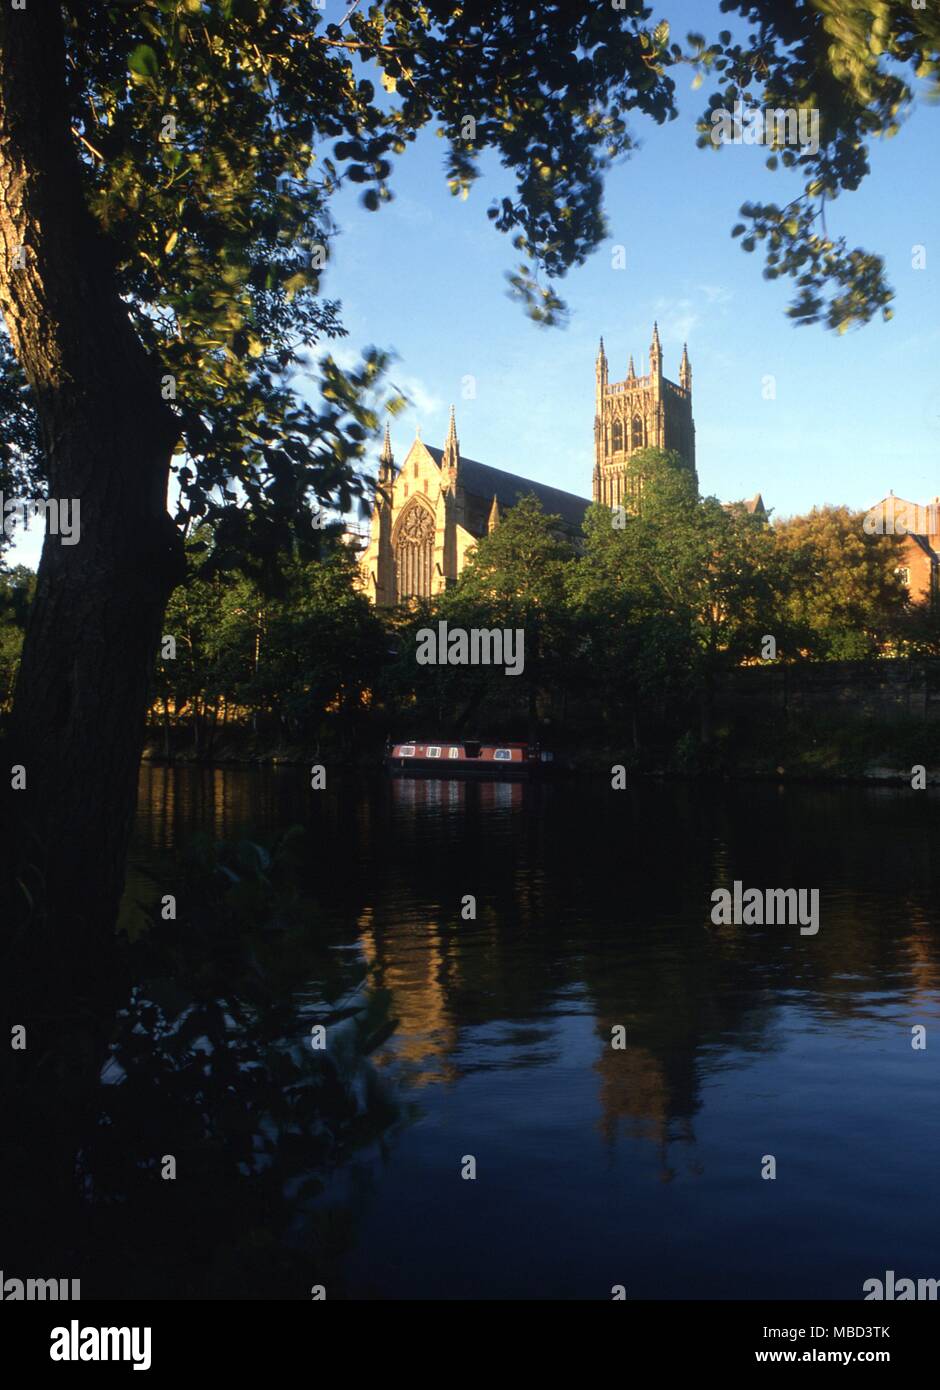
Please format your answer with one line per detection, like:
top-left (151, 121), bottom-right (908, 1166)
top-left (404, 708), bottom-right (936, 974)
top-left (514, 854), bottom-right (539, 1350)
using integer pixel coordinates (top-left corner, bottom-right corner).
top-left (866, 494), bottom-right (940, 608)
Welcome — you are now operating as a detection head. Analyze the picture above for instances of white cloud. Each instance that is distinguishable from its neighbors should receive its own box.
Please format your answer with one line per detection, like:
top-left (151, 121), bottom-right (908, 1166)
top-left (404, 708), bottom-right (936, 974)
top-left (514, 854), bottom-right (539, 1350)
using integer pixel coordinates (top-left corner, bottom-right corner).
top-left (393, 373), bottom-right (442, 420)
top-left (652, 296), bottom-right (700, 342)
top-left (699, 284), bottom-right (733, 306)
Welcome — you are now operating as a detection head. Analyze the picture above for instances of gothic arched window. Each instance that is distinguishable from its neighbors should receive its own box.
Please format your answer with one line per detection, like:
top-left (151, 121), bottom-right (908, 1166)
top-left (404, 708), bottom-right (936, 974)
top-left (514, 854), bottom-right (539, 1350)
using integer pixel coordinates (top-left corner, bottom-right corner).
top-left (395, 501), bottom-right (435, 602)
top-left (611, 419), bottom-right (623, 452)
top-left (631, 416), bottom-right (644, 451)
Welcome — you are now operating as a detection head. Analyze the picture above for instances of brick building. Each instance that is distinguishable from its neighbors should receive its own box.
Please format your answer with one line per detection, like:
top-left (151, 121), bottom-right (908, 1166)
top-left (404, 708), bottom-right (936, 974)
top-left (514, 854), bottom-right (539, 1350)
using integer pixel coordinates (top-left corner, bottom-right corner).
top-left (866, 494), bottom-right (940, 608)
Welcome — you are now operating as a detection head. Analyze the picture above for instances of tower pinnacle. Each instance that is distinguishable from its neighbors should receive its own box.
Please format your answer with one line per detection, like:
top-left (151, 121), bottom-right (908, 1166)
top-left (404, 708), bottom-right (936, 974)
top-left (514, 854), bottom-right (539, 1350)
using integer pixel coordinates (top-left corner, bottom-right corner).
top-left (680, 342), bottom-right (691, 391)
top-left (378, 420), bottom-right (395, 489)
top-left (443, 405), bottom-right (460, 480)
top-left (649, 321), bottom-right (662, 377)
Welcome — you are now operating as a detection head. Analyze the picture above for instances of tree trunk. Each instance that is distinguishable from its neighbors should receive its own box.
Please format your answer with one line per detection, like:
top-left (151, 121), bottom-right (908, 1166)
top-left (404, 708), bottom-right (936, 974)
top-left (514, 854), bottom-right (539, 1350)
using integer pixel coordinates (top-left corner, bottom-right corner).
top-left (0, 7), bottom-right (183, 967)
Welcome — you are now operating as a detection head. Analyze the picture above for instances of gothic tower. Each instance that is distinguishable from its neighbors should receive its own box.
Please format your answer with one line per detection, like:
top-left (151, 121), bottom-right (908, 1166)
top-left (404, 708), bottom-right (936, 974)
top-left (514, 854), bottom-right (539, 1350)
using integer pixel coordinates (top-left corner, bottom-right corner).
top-left (592, 325), bottom-right (696, 509)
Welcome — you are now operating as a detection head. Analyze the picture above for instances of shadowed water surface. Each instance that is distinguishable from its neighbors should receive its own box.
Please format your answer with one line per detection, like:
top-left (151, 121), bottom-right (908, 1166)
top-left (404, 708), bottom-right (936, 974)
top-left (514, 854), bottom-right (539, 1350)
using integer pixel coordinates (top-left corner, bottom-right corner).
top-left (134, 766), bottom-right (940, 1299)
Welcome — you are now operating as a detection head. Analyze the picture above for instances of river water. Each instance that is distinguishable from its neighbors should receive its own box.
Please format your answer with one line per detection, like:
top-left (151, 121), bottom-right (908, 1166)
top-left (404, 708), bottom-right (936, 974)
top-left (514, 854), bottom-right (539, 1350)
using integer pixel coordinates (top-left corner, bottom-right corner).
top-left (132, 764), bottom-right (940, 1299)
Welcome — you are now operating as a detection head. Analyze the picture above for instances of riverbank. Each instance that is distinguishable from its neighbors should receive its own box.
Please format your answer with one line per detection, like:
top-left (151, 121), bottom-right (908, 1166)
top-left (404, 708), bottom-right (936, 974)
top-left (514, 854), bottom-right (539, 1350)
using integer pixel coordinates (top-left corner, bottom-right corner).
top-left (141, 711), bottom-right (940, 785)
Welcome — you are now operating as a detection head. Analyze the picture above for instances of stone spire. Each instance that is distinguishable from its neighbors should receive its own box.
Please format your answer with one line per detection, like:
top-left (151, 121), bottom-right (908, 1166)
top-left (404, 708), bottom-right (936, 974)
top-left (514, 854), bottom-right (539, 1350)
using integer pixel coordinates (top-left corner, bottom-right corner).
top-left (680, 342), bottom-right (691, 391)
top-left (627, 354), bottom-right (636, 380)
top-left (442, 404), bottom-right (460, 483)
top-left (378, 420), bottom-right (394, 491)
top-left (649, 321), bottom-right (662, 376)
top-left (596, 337), bottom-right (608, 408)
top-left (487, 493), bottom-right (500, 533)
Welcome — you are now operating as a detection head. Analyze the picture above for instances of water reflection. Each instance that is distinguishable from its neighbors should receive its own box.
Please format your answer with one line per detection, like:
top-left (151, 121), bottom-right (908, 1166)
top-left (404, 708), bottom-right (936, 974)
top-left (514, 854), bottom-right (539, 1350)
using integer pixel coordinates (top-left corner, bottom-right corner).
top-left (133, 767), bottom-right (940, 1299)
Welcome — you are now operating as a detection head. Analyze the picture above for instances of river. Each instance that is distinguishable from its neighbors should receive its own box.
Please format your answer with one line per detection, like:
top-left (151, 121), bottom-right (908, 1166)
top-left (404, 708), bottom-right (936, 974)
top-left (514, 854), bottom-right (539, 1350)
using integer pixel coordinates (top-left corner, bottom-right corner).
top-left (130, 764), bottom-right (940, 1299)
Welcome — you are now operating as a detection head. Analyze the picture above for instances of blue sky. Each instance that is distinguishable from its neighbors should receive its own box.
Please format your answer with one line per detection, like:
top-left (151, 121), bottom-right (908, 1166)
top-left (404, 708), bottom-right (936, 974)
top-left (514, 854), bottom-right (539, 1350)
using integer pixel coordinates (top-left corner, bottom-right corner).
top-left (8, 1), bottom-right (940, 566)
top-left (320, 1), bottom-right (939, 525)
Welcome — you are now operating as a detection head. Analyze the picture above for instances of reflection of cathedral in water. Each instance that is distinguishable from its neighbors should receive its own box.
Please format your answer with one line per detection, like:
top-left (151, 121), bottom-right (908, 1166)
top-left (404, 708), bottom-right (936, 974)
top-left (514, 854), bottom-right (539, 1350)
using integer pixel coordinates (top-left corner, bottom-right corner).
top-left (355, 779), bottom-right (710, 1177)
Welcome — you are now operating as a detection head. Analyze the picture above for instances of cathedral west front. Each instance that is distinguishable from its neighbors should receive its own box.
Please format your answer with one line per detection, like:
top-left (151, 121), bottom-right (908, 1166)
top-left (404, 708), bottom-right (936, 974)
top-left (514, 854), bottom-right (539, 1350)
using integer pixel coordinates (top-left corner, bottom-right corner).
top-left (358, 325), bottom-right (699, 607)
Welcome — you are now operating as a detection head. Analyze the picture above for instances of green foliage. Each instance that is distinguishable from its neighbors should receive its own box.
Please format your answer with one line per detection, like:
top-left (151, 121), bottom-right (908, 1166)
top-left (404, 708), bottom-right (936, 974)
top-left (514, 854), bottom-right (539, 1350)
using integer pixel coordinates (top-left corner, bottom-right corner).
top-left (3, 0), bottom-right (923, 570)
top-left (154, 529), bottom-right (386, 750)
top-left (0, 0), bottom-right (682, 567)
top-left (895, 600), bottom-right (940, 658)
top-left (374, 497), bottom-right (577, 737)
top-left (578, 450), bottom-right (787, 683)
top-left (121, 468), bottom-right (926, 762)
top-left (447, 494), bottom-right (576, 727)
top-left (86, 823), bottom-right (400, 1297)
top-left (772, 505), bottom-right (907, 657)
top-left (0, 338), bottom-right (43, 556)
top-left (455, 493), bottom-right (576, 617)
top-left (690, 1), bottom-right (940, 329)
top-left (0, 564), bottom-right (35, 712)
top-left (134, 477), bottom-right (934, 756)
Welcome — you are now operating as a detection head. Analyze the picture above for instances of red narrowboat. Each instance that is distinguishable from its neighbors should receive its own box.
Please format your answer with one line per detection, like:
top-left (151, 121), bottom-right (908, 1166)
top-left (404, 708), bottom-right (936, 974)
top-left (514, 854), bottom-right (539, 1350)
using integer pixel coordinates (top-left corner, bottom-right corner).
top-left (384, 738), bottom-right (552, 779)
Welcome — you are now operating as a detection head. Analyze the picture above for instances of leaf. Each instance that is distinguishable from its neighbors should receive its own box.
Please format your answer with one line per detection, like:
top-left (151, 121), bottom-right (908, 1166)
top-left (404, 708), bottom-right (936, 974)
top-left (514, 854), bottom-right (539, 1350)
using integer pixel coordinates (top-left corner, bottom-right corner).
top-left (128, 44), bottom-right (159, 80)
top-left (164, 230), bottom-right (179, 254)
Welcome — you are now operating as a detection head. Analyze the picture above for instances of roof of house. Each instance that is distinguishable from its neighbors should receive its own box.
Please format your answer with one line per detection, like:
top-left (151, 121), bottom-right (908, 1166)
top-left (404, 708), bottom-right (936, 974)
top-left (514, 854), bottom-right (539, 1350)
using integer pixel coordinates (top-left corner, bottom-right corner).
top-left (869, 495), bottom-right (940, 541)
top-left (721, 493), bottom-right (766, 517)
top-left (424, 447), bottom-right (590, 529)
top-left (909, 533), bottom-right (940, 563)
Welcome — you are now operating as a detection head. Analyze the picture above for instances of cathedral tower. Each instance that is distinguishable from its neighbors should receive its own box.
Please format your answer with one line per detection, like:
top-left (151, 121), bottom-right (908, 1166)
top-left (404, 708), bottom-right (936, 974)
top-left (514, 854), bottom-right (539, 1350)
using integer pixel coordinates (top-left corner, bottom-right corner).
top-left (592, 325), bottom-right (696, 509)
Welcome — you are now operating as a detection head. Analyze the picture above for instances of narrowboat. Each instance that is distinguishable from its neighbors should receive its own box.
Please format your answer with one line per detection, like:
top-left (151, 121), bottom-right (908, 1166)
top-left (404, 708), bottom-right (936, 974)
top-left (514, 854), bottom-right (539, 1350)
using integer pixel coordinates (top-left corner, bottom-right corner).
top-left (384, 738), bottom-right (552, 779)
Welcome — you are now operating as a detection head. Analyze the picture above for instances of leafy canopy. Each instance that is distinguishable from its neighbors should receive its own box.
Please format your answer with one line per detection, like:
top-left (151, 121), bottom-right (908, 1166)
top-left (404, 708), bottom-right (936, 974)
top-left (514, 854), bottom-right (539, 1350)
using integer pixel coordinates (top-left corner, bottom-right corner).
top-left (1, 0), bottom-right (932, 577)
top-left (691, 0), bottom-right (940, 330)
top-left (2, 0), bottom-right (679, 575)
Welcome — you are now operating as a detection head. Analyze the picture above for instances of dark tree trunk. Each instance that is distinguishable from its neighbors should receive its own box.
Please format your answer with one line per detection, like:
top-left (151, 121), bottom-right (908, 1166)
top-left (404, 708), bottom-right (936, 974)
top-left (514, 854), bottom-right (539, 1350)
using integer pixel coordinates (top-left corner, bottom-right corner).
top-left (0, 7), bottom-right (183, 967)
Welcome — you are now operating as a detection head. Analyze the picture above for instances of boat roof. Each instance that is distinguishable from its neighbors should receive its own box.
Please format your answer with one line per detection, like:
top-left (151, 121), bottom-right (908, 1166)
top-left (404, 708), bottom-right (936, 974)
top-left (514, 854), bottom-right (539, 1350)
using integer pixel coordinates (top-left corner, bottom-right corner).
top-left (394, 738), bottom-right (528, 746)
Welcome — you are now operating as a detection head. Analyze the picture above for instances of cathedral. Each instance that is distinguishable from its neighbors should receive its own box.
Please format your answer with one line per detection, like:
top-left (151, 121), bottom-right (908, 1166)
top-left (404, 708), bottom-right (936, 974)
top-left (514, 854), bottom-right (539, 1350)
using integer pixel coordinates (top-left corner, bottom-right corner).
top-left (358, 325), bottom-right (698, 607)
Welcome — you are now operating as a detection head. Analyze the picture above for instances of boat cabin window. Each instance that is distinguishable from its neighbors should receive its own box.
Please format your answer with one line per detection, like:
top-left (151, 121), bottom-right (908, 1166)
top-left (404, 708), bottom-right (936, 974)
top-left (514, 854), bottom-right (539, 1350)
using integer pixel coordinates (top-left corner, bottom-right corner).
top-left (464, 741), bottom-right (481, 758)
top-left (426, 746), bottom-right (441, 758)
top-left (448, 747), bottom-right (460, 759)
top-left (399, 745), bottom-right (416, 757)
top-left (494, 748), bottom-right (513, 761)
